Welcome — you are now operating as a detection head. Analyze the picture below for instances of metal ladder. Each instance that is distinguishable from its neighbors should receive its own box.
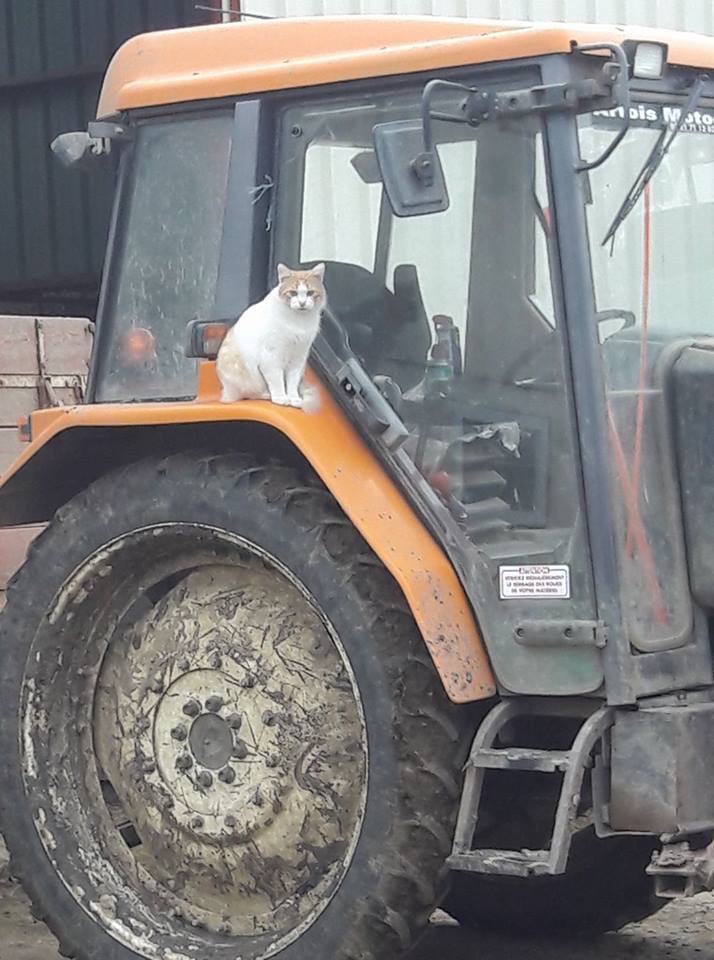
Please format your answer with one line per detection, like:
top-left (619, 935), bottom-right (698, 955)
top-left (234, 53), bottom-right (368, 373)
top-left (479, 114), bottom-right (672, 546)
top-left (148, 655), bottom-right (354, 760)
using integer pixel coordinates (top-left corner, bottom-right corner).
top-left (447, 699), bottom-right (614, 877)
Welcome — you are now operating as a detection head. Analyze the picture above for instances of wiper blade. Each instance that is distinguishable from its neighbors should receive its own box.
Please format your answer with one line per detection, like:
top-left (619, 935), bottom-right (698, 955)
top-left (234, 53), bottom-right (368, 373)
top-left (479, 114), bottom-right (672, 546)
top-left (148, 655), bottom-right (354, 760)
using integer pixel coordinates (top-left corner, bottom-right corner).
top-left (602, 76), bottom-right (707, 248)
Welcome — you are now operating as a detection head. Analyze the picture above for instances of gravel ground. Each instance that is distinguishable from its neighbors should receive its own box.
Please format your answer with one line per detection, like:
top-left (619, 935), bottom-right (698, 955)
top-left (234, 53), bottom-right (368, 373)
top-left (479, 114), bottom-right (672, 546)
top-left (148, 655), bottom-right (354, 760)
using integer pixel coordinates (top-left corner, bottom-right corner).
top-left (1, 850), bottom-right (712, 960)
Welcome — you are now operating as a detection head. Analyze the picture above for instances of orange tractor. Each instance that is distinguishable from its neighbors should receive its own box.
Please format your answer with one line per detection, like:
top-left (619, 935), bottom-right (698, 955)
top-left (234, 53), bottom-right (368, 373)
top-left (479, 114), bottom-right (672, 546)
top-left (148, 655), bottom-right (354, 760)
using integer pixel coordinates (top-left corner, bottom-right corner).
top-left (2, 14), bottom-right (714, 960)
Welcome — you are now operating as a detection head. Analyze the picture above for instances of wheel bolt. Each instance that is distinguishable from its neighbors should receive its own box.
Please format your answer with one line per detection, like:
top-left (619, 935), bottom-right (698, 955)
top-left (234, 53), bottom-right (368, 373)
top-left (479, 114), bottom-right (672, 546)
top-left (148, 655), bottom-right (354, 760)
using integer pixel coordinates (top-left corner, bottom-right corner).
top-left (218, 766), bottom-right (236, 784)
top-left (232, 740), bottom-right (249, 760)
top-left (191, 816), bottom-right (204, 830)
top-left (176, 754), bottom-right (193, 772)
top-left (205, 695), bottom-right (224, 713)
top-left (182, 699), bottom-right (201, 717)
top-left (171, 724), bottom-right (188, 742)
top-left (197, 770), bottom-right (213, 788)
top-left (227, 713), bottom-right (242, 730)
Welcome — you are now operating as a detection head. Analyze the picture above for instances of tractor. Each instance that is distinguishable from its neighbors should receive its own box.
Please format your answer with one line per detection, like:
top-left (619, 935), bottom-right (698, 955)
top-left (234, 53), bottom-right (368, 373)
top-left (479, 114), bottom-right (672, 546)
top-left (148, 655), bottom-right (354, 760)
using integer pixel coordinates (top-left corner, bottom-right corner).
top-left (2, 14), bottom-right (714, 960)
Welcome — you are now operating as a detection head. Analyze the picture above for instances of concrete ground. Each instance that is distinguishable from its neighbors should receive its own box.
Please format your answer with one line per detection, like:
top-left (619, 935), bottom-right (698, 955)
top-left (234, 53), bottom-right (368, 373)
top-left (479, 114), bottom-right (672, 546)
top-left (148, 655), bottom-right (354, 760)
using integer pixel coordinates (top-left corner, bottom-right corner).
top-left (1, 853), bottom-right (713, 960)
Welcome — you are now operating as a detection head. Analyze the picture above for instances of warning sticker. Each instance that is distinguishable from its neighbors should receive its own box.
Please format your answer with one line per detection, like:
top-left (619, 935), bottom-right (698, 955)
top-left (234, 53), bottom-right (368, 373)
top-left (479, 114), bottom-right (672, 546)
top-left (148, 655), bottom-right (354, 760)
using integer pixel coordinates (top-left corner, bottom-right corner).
top-left (499, 565), bottom-right (571, 600)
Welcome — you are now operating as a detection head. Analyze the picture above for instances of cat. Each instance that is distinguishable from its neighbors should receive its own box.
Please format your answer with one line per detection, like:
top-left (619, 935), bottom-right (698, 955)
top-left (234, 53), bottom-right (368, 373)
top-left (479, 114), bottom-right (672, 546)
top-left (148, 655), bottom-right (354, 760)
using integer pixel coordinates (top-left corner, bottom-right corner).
top-left (216, 263), bottom-right (325, 408)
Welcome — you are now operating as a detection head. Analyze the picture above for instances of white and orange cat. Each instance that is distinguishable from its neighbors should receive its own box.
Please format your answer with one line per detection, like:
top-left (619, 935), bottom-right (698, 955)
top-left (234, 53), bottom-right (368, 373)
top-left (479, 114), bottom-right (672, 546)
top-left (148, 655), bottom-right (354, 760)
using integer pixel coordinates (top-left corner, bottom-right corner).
top-left (217, 263), bottom-right (325, 408)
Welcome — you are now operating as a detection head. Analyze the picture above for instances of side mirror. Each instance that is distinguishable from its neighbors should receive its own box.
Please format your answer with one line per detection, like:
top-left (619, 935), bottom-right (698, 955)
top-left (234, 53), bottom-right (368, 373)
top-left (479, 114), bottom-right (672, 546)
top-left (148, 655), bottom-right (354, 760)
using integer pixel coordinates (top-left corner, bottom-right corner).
top-left (373, 120), bottom-right (449, 217)
top-left (50, 132), bottom-right (104, 169)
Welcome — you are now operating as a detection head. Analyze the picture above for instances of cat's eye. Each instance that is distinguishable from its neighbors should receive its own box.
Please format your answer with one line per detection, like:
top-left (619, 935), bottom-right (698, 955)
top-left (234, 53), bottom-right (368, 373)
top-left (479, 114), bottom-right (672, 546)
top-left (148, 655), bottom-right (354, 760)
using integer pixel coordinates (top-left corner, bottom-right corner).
top-left (287, 289), bottom-right (298, 297)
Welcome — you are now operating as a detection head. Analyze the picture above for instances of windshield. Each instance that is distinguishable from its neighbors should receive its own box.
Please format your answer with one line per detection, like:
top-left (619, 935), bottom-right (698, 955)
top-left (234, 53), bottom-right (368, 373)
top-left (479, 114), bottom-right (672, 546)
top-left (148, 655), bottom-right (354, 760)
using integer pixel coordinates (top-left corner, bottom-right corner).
top-left (580, 96), bottom-right (714, 651)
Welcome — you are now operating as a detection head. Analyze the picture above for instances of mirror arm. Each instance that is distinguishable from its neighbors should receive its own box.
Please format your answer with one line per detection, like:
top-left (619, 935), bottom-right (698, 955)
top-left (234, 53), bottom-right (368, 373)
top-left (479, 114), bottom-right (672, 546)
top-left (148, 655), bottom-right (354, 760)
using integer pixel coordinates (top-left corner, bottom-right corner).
top-left (573, 42), bottom-right (631, 172)
top-left (413, 78), bottom-right (478, 185)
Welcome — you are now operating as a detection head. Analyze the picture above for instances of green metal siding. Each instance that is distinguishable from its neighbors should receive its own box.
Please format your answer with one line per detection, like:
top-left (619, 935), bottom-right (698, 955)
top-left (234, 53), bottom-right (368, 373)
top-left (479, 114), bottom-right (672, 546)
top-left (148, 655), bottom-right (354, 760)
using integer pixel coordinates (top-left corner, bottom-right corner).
top-left (0, 0), bottom-right (215, 311)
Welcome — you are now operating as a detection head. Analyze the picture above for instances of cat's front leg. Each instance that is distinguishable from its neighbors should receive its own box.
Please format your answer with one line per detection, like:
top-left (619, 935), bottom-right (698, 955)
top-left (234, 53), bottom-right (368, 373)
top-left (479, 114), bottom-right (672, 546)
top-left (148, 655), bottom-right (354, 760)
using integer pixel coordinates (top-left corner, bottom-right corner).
top-left (284, 366), bottom-right (304, 408)
top-left (260, 364), bottom-right (290, 406)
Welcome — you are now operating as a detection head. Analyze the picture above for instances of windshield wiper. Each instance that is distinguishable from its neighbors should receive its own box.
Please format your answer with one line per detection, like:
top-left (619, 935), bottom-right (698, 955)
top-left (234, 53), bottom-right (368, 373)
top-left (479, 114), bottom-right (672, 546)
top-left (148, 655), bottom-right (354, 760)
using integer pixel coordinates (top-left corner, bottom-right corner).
top-left (602, 76), bottom-right (707, 248)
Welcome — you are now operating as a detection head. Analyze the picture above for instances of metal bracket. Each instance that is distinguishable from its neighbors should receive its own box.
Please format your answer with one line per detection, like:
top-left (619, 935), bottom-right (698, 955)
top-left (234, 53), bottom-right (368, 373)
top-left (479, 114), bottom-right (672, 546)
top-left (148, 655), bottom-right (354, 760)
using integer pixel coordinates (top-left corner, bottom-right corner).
top-left (336, 359), bottom-right (408, 451)
top-left (648, 841), bottom-right (714, 898)
top-left (514, 619), bottom-right (608, 648)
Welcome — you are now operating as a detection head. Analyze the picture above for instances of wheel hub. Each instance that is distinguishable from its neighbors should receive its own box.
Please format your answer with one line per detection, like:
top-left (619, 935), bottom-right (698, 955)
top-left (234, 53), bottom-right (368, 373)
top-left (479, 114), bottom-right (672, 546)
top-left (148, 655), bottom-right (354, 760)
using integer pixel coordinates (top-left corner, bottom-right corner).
top-left (148, 667), bottom-right (292, 842)
top-left (93, 560), bottom-right (367, 943)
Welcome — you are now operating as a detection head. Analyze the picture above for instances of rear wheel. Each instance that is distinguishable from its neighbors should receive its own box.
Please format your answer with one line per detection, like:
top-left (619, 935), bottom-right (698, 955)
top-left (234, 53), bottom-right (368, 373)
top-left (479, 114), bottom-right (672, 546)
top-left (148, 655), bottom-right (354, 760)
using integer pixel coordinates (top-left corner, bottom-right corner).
top-left (0, 453), bottom-right (466, 960)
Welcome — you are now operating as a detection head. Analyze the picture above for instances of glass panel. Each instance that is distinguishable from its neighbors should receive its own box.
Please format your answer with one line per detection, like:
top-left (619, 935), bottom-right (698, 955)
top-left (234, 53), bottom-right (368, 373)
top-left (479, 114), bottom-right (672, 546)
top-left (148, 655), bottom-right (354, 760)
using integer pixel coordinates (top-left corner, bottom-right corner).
top-left (97, 113), bottom-right (233, 402)
top-left (579, 101), bottom-right (714, 650)
top-left (279, 87), bottom-right (600, 695)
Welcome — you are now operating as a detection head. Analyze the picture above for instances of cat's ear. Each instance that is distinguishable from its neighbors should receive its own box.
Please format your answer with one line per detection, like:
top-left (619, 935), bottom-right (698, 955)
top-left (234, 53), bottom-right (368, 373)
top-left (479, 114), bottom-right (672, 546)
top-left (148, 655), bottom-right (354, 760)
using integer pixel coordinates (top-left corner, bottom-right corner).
top-left (310, 262), bottom-right (326, 281)
top-left (277, 263), bottom-right (291, 282)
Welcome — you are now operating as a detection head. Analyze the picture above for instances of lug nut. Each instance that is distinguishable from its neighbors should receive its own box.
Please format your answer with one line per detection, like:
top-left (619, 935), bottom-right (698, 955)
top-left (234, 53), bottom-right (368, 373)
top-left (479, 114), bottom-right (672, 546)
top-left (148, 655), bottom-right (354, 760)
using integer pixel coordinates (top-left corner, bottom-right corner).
top-left (197, 770), bottom-right (213, 788)
top-left (232, 740), bottom-right (249, 760)
top-left (218, 766), bottom-right (236, 784)
top-left (176, 754), bottom-right (193, 772)
top-left (205, 695), bottom-right (224, 713)
top-left (182, 699), bottom-right (201, 717)
top-left (191, 816), bottom-right (204, 830)
top-left (227, 713), bottom-right (242, 730)
top-left (170, 724), bottom-right (188, 742)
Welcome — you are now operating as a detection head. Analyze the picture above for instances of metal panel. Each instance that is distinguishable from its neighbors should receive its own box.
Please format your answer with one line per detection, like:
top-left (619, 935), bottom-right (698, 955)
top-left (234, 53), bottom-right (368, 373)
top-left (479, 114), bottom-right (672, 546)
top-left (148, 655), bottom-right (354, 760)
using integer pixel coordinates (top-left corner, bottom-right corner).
top-left (254, 0), bottom-right (714, 32)
top-left (0, 0), bottom-right (216, 309)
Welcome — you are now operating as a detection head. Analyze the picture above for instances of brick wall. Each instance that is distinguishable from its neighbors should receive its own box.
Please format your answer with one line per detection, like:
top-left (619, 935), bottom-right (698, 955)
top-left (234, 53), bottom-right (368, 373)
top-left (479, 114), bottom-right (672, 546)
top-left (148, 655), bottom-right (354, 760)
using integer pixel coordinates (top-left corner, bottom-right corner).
top-left (0, 316), bottom-right (92, 607)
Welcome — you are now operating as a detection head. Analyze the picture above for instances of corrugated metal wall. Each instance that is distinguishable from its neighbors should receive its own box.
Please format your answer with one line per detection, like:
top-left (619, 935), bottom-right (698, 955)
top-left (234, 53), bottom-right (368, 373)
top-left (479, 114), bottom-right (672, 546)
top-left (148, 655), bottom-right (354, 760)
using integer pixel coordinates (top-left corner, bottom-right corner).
top-left (2, 0), bottom-right (710, 313)
top-left (0, 0), bottom-right (218, 311)
top-left (248, 0), bottom-right (714, 33)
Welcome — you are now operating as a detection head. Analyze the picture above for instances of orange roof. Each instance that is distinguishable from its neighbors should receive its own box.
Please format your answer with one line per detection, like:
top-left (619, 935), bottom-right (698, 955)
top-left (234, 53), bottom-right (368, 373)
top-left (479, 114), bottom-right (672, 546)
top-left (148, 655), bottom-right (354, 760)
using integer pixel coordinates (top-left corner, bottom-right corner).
top-left (97, 16), bottom-right (714, 118)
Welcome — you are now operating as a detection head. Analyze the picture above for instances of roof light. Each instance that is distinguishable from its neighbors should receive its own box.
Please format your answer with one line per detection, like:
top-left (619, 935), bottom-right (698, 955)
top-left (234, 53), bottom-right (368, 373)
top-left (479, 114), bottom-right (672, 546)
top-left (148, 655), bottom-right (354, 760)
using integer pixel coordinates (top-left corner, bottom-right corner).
top-left (633, 42), bottom-right (667, 80)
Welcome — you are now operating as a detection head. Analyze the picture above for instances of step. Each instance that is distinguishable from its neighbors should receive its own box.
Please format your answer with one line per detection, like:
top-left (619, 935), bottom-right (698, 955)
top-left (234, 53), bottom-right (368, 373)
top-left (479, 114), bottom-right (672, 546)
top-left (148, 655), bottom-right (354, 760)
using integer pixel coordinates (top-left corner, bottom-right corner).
top-left (469, 747), bottom-right (572, 773)
top-left (448, 848), bottom-right (552, 877)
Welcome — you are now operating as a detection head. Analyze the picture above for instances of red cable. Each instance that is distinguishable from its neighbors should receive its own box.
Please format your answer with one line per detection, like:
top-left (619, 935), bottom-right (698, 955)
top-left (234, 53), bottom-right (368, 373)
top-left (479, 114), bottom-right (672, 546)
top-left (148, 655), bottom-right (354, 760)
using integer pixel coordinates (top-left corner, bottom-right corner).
top-left (625, 182), bottom-right (652, 554)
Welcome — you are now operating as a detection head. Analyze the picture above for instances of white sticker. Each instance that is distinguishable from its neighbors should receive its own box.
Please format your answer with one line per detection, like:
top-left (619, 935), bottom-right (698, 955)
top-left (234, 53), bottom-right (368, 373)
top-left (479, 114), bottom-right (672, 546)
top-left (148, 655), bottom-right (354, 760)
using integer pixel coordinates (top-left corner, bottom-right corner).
top-left (499, 565), bottom-right (571, 600)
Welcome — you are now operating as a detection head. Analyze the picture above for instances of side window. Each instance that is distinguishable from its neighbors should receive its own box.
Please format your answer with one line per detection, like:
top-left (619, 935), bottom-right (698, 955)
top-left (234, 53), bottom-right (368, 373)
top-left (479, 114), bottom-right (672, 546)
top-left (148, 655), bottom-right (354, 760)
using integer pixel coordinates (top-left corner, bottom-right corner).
top-left (300, 144), bottom-right (381, 271)
top-left (386, 141), bottom-right (476, 344)
top-left (97, 113), bottom-right (233, 402)
top-left (531, 136), bottom-right (556, 328)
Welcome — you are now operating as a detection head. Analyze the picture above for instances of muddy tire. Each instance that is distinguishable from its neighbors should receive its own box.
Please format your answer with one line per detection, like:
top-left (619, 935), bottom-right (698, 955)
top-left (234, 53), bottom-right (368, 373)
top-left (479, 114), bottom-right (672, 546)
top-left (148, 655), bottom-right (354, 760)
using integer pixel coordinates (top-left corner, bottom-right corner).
top-left (0, 452), bottom-right (467, 960)
top-left (445, 829), bottom-right (662, 935)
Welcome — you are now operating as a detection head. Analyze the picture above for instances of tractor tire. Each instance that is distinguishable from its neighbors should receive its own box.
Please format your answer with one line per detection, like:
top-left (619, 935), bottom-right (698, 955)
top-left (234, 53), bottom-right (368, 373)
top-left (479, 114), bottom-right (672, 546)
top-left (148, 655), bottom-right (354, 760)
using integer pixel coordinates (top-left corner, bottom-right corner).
top-left (444, 828), bottom-right (662, 936)
top-left (0, 452), bottom-right (468, 960)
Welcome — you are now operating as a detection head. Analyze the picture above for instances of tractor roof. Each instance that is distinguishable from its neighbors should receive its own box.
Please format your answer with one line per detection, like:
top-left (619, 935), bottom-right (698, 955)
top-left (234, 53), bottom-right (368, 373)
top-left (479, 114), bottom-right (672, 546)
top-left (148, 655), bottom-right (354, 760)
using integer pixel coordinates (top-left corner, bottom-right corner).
top-left (97, 15), bottom-right (714, 118)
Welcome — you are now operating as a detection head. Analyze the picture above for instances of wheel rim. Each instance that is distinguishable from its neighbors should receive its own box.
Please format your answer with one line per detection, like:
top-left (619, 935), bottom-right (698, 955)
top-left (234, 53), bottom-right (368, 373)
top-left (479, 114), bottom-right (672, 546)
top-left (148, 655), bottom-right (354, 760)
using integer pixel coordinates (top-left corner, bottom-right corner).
top-left (22, 526), bottom-right (368, 958)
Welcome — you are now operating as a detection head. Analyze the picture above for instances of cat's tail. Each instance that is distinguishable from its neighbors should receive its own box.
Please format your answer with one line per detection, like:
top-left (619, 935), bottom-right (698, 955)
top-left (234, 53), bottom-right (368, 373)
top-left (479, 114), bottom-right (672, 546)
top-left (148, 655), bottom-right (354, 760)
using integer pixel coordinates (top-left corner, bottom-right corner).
top-left (301, 384), bottom-right (321, 414)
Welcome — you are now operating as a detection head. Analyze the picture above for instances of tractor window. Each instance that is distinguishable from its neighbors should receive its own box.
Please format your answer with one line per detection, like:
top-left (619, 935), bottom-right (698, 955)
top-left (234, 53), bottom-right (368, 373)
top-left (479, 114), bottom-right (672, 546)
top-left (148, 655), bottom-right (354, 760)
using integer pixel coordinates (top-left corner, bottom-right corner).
top-left (276, 86), bottom-right (599, 692)
top-left (96, 112), bottom-right (233, 402)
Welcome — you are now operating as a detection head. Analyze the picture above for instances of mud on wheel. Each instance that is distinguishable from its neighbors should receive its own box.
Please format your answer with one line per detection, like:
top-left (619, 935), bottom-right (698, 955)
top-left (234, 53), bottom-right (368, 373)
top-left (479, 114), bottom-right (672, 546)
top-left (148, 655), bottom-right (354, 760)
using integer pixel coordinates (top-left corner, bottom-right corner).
top-left (0, 452), bottom-right (466, 960)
